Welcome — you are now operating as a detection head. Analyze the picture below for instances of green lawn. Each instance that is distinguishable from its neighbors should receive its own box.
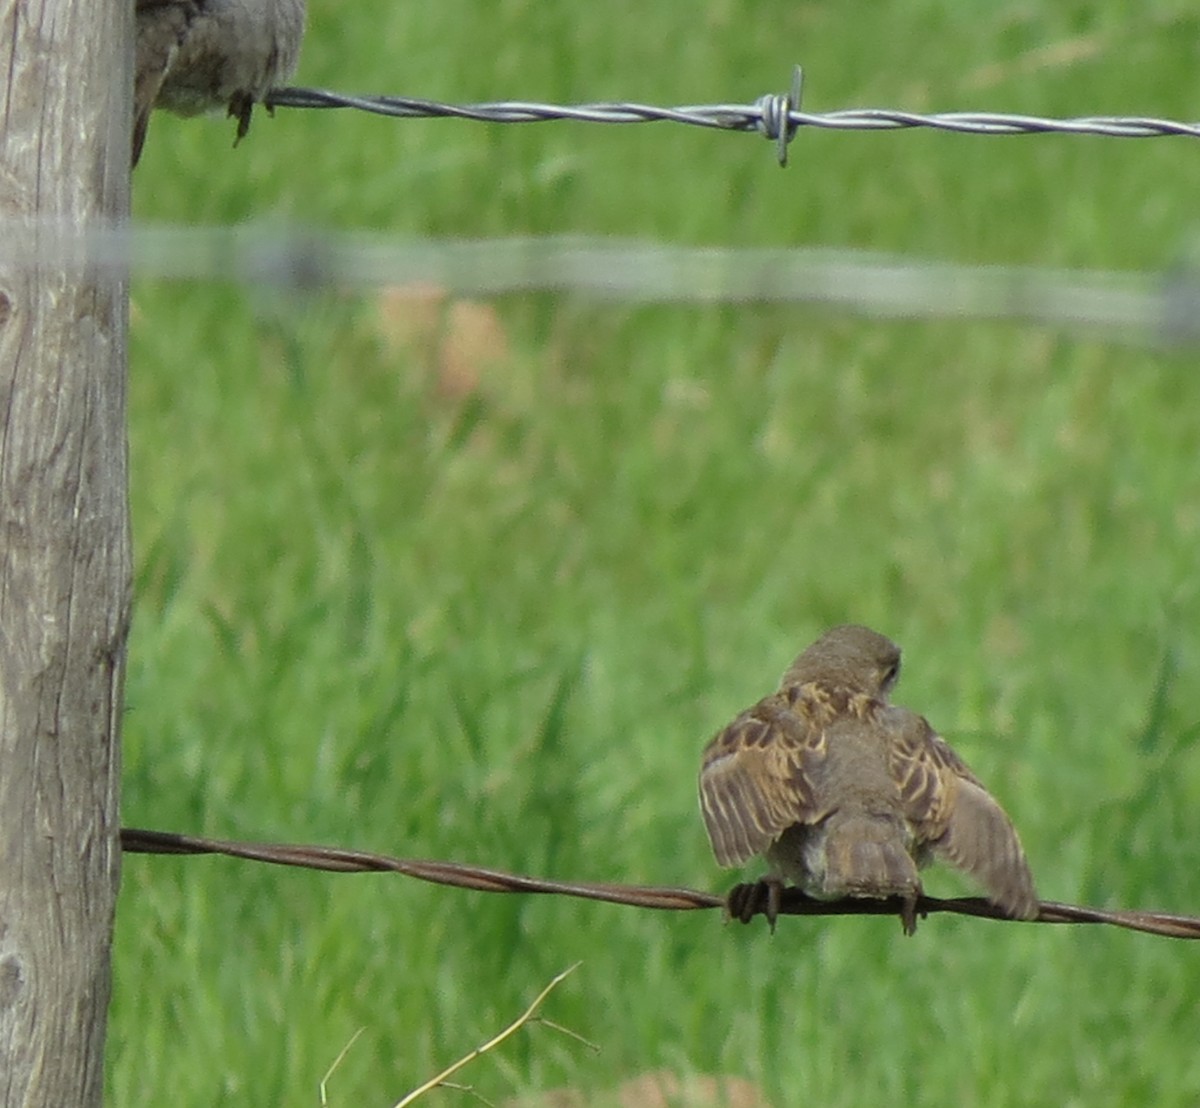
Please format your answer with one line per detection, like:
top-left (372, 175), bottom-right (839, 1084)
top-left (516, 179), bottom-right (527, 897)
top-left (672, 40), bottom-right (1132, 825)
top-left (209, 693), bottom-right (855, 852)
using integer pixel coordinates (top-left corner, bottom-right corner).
top-left (115, 2), bottom-right (1200, 1104)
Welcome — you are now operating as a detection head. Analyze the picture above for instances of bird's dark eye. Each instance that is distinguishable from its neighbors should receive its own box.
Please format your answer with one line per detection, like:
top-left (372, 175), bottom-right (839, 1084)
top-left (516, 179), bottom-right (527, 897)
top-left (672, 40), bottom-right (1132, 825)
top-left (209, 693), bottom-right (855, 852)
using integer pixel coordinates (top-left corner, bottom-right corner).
top-left (882, 661), bottom-right (900, 687)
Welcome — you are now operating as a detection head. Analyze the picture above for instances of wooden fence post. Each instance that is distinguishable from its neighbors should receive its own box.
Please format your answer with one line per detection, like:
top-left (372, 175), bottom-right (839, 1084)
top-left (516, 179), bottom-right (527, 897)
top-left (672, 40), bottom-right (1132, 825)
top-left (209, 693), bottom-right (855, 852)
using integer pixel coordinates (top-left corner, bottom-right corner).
top-left (0, 0), bottom-right (131, 1103)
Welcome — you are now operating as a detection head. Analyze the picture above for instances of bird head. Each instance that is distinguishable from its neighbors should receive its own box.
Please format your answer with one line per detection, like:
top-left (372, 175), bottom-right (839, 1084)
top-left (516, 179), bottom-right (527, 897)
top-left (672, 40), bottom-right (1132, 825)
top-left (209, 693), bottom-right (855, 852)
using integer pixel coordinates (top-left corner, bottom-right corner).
top-left (781, 624), bottom-right (901, 697)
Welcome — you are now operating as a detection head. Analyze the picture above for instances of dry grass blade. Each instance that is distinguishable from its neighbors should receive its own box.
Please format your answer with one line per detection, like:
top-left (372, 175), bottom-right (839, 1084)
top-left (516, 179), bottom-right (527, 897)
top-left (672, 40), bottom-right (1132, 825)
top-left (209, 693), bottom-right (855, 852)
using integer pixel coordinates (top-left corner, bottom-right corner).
top-left (390, 963), bottom-right (583, 1108)
top-left (320, 1026), bottom-right (366, 1107)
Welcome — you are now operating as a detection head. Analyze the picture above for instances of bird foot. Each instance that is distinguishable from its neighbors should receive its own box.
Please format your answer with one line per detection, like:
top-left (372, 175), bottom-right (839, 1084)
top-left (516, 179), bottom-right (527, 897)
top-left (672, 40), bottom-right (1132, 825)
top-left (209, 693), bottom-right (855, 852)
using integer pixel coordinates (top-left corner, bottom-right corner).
top-left (726, 878), bottom-right (785, 933)
top-left (228, 92), bottom-right (255, 144)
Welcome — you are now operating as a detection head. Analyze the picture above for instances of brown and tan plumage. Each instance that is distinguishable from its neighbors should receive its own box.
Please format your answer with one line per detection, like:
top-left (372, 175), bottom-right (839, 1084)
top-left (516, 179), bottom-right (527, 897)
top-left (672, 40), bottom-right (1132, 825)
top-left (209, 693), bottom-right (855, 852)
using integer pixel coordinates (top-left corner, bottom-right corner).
top-left (698, 625), bottom-right (1038, 933)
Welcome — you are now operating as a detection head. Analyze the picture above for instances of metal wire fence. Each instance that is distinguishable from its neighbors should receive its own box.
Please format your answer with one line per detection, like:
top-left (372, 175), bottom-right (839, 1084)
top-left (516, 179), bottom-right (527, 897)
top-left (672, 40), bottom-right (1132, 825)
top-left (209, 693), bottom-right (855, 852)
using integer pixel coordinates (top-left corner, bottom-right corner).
top-left (1, 67), bottom-right (1195, 340)
top-left (121, 827), bottom-right (1200, 940)
top-left (3, 221), bottom-right (1196, 346)
top-left (267, 66), bottom-right (1200, 168)
top-left (105, 67), bottom-right (1200, 950)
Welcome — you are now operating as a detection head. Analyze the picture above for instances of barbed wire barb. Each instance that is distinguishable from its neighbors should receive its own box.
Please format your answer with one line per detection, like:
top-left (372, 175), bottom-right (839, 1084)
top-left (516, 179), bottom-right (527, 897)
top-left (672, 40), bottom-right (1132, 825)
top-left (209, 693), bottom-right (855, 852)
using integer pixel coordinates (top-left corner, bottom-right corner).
top-left (754, 65), bottom-right (804, 166)
top-left (121, 827), bottom-right (1200, 940)
top-left (264, 63), bottom-right (1200, 167)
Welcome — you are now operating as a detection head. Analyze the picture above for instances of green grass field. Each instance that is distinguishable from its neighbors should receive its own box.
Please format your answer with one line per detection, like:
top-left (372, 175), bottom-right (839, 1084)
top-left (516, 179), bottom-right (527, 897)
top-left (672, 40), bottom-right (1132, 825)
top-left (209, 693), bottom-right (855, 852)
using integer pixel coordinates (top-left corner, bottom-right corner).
top-left (115, 2), bottom-right (1200, 1104)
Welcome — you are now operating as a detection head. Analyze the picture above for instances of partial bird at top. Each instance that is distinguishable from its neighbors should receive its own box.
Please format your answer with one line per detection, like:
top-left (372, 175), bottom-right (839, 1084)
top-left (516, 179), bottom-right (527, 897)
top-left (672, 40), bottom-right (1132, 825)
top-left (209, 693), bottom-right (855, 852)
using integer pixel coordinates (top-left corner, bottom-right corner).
top-left (133, 0), bottom-right (307, 166)
top-left (698, 624), bottom-right (1038, 933)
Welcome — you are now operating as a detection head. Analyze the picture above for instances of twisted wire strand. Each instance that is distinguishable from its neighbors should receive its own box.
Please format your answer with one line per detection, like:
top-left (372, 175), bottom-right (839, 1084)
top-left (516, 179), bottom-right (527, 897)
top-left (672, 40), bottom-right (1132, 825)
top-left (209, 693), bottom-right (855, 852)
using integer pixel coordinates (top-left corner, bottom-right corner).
top-left (121, 827), bottom-right (1200, 939)
top-left (266, 89), bottom-right (1200, 138)
top-left (3, 218), bottom-right (1196, 344)
top-left (265, 62), bottom-right (1200, 171)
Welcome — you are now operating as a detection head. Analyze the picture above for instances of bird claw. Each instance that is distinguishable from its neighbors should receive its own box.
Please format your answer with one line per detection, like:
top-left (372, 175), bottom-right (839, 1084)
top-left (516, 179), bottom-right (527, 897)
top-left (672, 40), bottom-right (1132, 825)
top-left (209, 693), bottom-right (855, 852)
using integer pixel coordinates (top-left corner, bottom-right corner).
top-left (228, 92), bottom-right (255, 144)
top-left (726, 879), bottom-right (784, 933)
top-left (727, 883), bottom-right (925, 936)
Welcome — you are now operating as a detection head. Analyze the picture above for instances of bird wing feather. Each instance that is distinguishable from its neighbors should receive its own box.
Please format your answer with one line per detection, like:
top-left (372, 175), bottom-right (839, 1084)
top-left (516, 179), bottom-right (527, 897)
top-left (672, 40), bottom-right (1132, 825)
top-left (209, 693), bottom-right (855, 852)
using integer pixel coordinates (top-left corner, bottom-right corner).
top-left (886, 709), bottom-right (1038, 920)
top-left (133, 1), bottom-right (198, 166)
top-left (698, 695), bottom-right (827, 867)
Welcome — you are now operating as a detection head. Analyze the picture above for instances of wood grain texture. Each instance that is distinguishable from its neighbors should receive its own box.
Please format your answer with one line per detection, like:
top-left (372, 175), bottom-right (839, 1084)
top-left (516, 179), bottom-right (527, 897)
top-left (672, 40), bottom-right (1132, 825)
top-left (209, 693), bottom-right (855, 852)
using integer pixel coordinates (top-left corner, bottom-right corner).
top-left (0, 1), bottom-right (131, 1103)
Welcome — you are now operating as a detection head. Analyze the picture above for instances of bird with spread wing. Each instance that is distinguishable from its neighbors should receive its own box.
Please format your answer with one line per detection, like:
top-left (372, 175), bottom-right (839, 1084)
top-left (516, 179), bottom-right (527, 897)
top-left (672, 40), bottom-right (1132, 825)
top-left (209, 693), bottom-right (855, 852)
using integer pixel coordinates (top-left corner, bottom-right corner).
top-left (699, 625), bottom-right (1038, 933)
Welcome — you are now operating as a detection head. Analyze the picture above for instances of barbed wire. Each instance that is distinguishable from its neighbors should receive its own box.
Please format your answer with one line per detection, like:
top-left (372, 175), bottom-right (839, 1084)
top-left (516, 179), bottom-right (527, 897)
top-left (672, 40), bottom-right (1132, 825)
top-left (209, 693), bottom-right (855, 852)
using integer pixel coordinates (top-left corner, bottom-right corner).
top-left (266, 66), bottom-right (1200, 168)
top-left (3, 219), bottom-right (1197, 344)
top-left (120, 827), bottom-right (1200, 940)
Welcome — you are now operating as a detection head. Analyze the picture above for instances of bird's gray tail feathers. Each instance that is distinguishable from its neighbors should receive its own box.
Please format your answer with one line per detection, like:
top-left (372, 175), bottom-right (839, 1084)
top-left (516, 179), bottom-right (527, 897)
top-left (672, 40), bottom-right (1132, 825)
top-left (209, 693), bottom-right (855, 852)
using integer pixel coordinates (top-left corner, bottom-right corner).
top-left (821, 814), bottom-right (921, 900)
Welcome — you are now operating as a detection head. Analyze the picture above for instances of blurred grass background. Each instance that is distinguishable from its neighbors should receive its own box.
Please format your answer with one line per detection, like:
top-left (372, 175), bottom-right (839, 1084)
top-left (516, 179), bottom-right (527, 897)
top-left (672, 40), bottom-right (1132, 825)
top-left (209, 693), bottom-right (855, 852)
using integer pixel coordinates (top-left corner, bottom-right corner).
top-left (115, 1), bottom-right (1200, 1104)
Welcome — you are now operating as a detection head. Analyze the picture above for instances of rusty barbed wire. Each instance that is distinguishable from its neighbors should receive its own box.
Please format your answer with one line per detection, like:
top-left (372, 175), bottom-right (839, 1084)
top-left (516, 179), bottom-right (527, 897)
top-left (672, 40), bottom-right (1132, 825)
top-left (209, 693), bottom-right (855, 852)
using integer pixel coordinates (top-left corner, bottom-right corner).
top-left (266, 65), bottom-right (1200, 168)
top-left (120, 827), bottom-right (1200, 939)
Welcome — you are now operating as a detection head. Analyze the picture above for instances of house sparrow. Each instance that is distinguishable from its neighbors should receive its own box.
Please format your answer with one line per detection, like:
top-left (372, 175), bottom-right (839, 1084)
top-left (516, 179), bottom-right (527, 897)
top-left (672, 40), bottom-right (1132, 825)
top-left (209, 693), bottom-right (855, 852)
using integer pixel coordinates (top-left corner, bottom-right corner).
top-left (133, 0), bottom-right (306, 166)
top-left (698, 624), bottom-right (1038, 933)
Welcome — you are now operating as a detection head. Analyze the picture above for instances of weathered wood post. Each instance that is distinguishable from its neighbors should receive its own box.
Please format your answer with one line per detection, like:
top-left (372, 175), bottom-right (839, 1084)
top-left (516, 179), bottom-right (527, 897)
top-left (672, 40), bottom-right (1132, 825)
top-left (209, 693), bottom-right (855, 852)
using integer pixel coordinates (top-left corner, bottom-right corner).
top-left (0, 1), bottom-right (131, 1103)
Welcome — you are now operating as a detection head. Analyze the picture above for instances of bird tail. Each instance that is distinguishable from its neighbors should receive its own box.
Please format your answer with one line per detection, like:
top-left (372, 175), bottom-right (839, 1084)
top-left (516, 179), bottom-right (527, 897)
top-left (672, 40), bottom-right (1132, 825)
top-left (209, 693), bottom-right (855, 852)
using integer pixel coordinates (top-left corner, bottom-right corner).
top-left (821, 814), bottom-right (921, 900)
